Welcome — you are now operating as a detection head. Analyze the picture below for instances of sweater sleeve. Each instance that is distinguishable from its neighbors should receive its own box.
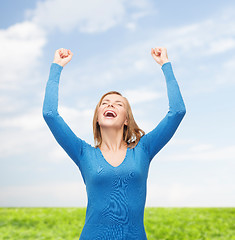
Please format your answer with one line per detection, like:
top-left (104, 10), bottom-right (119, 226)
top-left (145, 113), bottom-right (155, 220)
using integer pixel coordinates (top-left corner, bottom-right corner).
top-left (141, 62), bottom-right (186, 163)
top-left (42, 63), bottom-right (86, 168)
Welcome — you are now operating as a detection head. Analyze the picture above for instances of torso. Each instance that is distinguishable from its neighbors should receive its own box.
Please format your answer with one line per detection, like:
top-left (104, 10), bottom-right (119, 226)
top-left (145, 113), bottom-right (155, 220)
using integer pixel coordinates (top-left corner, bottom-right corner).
top-left (79, 140), bottom-right (150, 239)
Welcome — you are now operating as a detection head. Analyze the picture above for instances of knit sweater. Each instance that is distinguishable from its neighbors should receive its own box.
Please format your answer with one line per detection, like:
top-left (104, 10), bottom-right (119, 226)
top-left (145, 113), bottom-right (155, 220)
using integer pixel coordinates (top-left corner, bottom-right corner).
top-left (42, 62), bottom-right (186, 239)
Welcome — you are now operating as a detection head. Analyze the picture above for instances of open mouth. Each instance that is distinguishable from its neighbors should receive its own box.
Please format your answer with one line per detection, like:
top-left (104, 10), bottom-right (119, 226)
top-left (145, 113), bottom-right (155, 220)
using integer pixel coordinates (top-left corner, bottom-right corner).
top-left (103, 110), bottom-right (117, 118)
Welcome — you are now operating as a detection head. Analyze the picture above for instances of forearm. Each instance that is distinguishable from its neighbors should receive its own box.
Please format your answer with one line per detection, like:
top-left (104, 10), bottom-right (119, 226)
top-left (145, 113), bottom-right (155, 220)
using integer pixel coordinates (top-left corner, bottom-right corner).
top-left (42, 63), bottom-right (63, 117)
top-left (161, 62), bottom-right (186, 114)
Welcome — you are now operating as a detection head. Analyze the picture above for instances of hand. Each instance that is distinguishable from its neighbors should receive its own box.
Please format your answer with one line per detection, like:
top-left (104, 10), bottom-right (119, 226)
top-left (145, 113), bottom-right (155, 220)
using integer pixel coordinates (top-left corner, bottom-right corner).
top-left (53, 48), bottom-right (73, 67)
top-left (151, 47), bottom-right (169, 66)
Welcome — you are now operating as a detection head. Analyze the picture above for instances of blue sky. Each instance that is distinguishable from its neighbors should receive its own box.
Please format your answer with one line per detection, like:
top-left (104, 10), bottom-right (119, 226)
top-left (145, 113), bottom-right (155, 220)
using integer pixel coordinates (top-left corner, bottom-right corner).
top-left (0, 0), bottom-right (234, 207)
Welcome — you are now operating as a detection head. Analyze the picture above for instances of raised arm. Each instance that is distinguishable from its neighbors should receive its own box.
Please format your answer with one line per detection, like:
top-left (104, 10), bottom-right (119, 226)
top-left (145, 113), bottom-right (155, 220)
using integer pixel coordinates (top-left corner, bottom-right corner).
top-left (42, 49), bottom-right (86, 168)
top-left (141, 47), bottom-right (186, 163)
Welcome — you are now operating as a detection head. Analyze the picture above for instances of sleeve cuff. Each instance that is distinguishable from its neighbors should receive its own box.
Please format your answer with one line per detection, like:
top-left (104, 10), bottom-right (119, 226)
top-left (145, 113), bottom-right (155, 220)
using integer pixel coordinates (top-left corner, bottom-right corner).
top-left (161, 61), bottom-right (171, 71)
top-left (51, 62), bottom-right (63, 72)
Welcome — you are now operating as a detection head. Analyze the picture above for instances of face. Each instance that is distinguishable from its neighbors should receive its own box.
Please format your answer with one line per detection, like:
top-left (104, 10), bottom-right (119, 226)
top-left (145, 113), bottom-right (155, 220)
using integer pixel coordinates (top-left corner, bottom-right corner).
top-left (97, 94), bottom-right (128, 129)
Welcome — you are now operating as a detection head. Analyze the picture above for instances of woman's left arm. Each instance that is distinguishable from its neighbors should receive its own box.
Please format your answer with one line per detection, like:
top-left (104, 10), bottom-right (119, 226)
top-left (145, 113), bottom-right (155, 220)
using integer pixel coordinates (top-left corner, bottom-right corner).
top-left (141, 47), bottom-right (186, 163)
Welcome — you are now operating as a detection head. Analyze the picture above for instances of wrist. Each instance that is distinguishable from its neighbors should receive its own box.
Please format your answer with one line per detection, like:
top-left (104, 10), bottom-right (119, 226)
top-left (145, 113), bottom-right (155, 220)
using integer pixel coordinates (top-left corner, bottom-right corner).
top-left (160, 59), bottom-right (169, 66)
top-left (53, 61), bottom-right (64, 67)
top-left (52, 62), bottom-right (64, 69)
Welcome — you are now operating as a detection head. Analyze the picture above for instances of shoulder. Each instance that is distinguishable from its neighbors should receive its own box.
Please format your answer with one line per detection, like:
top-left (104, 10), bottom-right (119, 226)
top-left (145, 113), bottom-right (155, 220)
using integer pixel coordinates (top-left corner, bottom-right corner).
top-left (80, 139), bottom-right (93, 151)
top-left (132, 134), bottom-right (148, 152)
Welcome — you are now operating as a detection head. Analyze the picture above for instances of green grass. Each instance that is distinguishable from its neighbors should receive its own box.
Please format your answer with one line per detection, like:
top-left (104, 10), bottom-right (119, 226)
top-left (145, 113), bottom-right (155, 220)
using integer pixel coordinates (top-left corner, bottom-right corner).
top-left (144, 208), bottom-right (235, 240)
top-left (0, 207), bottom-right (234, 239)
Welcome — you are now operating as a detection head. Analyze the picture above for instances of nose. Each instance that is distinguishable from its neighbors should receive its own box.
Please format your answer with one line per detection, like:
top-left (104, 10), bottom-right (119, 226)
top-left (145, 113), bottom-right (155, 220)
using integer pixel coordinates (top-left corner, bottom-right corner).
top-left (107, 103), bottom-right (114, 107)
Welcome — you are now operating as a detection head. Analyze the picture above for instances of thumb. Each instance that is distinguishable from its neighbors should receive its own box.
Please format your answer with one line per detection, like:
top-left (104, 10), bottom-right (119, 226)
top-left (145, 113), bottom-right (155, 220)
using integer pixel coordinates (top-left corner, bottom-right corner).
top-left (67, 50), bottom-right (73, 60)
top-left (161, 47), bottom-right (168, 58)
top-left (68, 49), bottom-right (73, 55)
top-left (151, 48), bottom-right (159, 61)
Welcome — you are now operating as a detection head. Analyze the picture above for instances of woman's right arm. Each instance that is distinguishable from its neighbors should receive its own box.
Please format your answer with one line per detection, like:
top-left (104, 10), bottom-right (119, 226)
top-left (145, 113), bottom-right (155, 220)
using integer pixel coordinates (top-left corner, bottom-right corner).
top-left (42, 49), bottom-right (86, 168)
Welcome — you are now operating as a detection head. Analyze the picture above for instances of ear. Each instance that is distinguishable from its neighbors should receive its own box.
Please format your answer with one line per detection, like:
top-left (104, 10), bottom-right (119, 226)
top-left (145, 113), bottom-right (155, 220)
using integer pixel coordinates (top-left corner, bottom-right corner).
top-left (124, 118), bottom-right (128, 126)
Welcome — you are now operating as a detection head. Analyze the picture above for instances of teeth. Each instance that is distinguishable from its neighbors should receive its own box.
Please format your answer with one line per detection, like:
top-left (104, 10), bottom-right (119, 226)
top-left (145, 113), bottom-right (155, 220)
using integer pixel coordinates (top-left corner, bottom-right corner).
top-left (104, 110), bottom-right (117, 117)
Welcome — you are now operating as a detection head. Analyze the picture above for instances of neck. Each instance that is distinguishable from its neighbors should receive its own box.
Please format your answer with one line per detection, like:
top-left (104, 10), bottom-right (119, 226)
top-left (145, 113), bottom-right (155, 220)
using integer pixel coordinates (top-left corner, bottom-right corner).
top-left (100, 127), bottom-right (127, 152)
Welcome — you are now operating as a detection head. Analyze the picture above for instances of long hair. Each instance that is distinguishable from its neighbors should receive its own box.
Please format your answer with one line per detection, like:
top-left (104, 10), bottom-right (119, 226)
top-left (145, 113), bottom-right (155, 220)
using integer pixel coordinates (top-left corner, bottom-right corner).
top-left (93, 91), bottom-right (145, 149)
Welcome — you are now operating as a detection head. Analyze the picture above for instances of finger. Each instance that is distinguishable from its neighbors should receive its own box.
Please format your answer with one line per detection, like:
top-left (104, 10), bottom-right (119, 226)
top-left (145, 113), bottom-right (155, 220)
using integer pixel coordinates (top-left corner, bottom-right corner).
top-left (162, 47), bottom-right (167, 55)
top-left (152, 48), bottom-right (159, 56)
top-left (57, 49), bottom-right (62, 55)
top-left (65, 49), bottom-right (69, 57)
top-left (59, 50), bottom-right (64, 58)
top-left (62, 48), bottom-right (66, 57)
top-left (155, 48), bottom-right (161, 56)
top-left (154, 49), bottom-right (159, 56)
top-left (60, 48), bottom-right (65, 57)
top-left (155, 47), bottom-right (161, 52)
top-left (59, 49), bottom-right (64, 57)
top-left (151, 52), bottom-right (158, 61)
top-left (68, 49), bottom-right (73, 56)
top-left (151, 48), bottom-right (155, 56)
top-left (160, 47), bottom-right (168, 58)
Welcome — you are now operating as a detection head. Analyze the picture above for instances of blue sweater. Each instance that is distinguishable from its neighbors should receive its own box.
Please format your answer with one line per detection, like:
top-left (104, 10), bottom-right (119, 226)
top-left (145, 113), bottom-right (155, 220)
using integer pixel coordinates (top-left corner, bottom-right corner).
top-left (42, 62), bottom-right (186, 239)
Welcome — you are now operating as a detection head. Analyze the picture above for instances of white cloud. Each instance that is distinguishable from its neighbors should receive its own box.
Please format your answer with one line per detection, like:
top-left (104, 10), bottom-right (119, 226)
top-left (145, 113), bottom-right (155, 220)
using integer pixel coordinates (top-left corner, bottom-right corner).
top-left (0, 181), bottom-right (87, 207)
top-left (169, 138), bottom-right (196, 145)
top-left (133, 59), bottom-right (150, 71)
top-left (0, 126), bottom-right (49, 158)
top-left (162, 16), bottom-right (235, 57)
top-left (214, 58), bottom-right (235, 85)
top-left (26, 0), bottom-right (154, 33)
top-left (0, 108), bottom-right (44, 131)
top-left (119, 7), bottom-right (234, 78)
top-left (206, 37), bottom-right (235, 55)
top-left (0, 105), bottom-right (93, 132)
top-left (159, 141), bottom-right (235, 162)
top-left (62, 7), bottom-right (235, 99)
top-left (58, 105), bottom-right (94, 136)
top-left (0, 96), bottom-right (26, 113)
top-left (189, 143), bottom-right (214, 152)
top-left (0, 21), bottom-right (46, 90)
top-left (146, 181), bottom-right (235, 207)
top-left (125, 22), bottom-right (137, 31)
top-left (123, 88), bottom-right (163, 105)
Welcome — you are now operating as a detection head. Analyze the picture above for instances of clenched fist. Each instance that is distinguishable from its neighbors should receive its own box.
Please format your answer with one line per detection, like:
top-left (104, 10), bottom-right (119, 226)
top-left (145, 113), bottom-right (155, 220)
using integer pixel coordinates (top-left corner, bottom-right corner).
top-left (53, 48), bottom-right (73, 67)
top-left (151, 47), bottom-right (169, 66)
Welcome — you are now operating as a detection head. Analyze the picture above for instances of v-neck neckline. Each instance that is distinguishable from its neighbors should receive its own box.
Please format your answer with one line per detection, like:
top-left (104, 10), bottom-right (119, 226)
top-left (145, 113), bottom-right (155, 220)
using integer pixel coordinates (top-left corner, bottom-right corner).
top-left (97, 146), bottom-right (129, 169)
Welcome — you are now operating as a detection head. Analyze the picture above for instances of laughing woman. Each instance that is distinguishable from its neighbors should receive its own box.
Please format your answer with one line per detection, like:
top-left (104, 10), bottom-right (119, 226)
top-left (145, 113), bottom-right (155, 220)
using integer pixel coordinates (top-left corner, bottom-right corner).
top-left (42, 47), bottom-right (186, 239)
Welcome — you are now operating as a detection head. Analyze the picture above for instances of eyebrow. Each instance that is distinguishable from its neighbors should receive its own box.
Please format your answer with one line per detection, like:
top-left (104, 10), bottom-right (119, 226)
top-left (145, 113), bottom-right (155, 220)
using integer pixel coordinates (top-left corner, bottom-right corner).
top-left (102, 99), bottom-right (124, 104)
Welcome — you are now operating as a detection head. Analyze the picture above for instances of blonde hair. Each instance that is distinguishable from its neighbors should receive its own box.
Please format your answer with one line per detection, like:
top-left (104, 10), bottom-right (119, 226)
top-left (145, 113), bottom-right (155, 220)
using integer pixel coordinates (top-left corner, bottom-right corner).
top-left (93, 91), bottom-right (145, 149)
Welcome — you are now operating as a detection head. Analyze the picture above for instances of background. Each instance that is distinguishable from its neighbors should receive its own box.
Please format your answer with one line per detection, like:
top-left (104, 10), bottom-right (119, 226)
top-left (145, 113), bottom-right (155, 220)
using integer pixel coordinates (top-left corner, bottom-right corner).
top-left (0, 0), bottom-right (234, 207)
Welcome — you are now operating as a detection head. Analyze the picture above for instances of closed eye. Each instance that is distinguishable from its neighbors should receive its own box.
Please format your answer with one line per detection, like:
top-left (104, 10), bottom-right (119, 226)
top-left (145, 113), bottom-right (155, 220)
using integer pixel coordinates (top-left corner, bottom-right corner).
top-left (101, 102), bottom-right (123, 107)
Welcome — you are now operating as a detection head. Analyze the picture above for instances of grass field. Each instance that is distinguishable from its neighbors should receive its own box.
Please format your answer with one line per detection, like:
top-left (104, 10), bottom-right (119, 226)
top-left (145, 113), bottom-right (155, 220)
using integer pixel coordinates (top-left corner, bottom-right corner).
top-left (0, 207), bottom-right (234, 239)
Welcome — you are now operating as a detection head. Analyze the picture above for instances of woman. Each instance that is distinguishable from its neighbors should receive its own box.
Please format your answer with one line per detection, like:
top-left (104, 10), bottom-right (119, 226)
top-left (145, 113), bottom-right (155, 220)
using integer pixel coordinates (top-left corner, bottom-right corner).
top-left (42, 47), bottom-right (186, 239)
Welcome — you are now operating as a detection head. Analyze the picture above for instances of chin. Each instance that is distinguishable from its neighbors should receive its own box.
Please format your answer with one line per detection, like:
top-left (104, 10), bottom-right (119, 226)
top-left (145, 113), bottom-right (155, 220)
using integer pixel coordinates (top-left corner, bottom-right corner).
top-left (100, 122), bottom-right (123, 128)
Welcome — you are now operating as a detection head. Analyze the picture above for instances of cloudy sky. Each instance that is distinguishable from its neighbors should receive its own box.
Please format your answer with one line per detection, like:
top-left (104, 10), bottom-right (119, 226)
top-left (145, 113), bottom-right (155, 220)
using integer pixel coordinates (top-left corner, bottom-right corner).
top-left (1, 0), bottom-right (234, 207)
